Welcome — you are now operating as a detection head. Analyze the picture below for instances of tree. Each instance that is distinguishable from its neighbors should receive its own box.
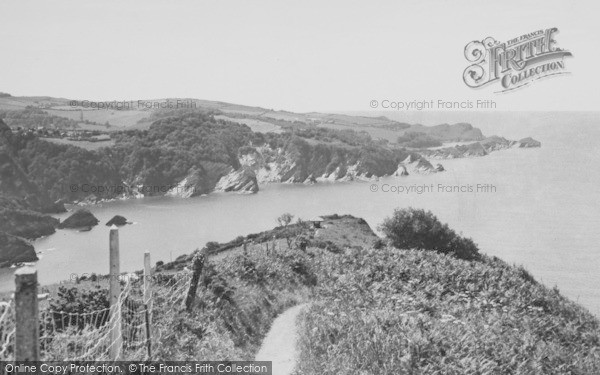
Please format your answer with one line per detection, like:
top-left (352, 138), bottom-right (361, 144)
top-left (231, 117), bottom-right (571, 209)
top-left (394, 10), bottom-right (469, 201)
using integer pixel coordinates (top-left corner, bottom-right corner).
top-left (277, 213), bottom-right (298, 249)
top-left (378, 208), bottom-right (479, 260)
top-left (277, 213), bottom-right (294, 228)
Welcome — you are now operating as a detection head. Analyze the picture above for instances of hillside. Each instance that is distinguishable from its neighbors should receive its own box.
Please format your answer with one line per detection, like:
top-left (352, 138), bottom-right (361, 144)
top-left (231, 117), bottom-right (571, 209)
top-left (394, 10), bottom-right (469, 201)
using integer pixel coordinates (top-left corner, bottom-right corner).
top-left (1, 112), bottom-right (443, 205)
top-left (0, 95), bottom-right (491, 142)
top-left (31, 213), bottom-right (600, 372)
top-left (0, 97), bottom-right (540, 266)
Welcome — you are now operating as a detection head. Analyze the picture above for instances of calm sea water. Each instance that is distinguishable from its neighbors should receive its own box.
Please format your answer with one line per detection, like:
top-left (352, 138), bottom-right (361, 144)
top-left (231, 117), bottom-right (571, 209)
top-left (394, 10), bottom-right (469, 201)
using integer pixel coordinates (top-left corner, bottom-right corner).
top-left (1, 112), bottom-right (599, 314)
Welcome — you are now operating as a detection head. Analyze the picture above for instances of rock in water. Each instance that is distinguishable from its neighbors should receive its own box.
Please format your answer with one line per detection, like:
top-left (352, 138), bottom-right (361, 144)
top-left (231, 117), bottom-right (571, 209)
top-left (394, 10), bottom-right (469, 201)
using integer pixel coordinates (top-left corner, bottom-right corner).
top-left (0, 232), bottom-right (37, 267)
top-left (106, 215), bottom-right (128, 226)
top-left (58, 209), bottom-right (99, 229)
top-left (517, 137), bottom-right (542, 148)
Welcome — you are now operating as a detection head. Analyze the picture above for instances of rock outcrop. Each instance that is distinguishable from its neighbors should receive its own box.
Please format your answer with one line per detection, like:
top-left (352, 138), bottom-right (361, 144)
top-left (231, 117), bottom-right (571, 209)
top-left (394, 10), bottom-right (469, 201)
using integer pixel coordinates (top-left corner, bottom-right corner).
top-left (517, 137), bottom-right (542, 148)
top-left (58, 209), bottom-right (99, 229)
top-left (422, 136), bottom-right (541, 159)
top-left (0, 205), bottom-right (59, 239)
top-left (106, 215), bottom-right (129, 226)
top-left (406, 122), bottom-right (484, 142)
top-left (396, 155), bottom-right (443, 175)
top-left (215, 168), bottom-right (259, 193)
top-left (0, 232), bottom-right (37, 267)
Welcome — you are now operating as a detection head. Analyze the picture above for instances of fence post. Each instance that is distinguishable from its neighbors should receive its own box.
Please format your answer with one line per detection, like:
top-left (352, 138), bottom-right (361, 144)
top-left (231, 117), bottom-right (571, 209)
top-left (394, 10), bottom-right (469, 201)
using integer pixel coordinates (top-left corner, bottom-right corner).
top-left (143, 251), bottom-right (152, 358)
top-left (15, 267), bottom-right (39, 361)
top-left (184, 249), bottom-right (206, 312)
top-left (143, 252), bottom-right (152, 320)
top-left (109, 225), bottom-right (122, 361)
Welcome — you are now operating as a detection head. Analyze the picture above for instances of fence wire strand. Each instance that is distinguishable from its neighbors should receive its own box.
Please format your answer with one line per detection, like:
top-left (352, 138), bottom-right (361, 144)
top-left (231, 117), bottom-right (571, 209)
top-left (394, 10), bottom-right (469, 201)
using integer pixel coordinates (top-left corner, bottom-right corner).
top-left (0, 270), bottom-right (193, 362)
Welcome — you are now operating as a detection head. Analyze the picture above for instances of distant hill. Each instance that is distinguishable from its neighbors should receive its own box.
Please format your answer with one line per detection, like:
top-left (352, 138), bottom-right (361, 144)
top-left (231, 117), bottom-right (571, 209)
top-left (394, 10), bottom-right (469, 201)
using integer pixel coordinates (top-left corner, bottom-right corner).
top-left (0, 95), bottom-right (485, 143)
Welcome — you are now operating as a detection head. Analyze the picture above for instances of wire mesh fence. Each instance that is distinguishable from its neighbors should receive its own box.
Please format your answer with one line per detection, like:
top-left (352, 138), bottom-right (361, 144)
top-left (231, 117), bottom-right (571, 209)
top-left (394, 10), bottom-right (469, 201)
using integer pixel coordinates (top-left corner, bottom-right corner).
top-left (0, 269), bottom-right (193, 362)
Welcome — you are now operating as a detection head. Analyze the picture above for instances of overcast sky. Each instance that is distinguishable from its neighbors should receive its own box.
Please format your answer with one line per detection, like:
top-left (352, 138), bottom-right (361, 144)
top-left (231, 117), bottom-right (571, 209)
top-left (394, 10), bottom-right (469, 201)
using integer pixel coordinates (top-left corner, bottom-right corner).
top-left (0, 0), bottom-right (598, 112)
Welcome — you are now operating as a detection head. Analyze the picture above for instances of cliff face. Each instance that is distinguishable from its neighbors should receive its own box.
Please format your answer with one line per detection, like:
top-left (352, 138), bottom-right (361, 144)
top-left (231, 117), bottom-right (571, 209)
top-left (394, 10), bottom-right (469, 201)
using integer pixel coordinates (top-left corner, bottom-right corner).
top-left (237, 144), bottom-right (443, 185)
top-left (215, 167), bottom-right (259, 193)
top-left (161, 140), bottom-right (446, 196)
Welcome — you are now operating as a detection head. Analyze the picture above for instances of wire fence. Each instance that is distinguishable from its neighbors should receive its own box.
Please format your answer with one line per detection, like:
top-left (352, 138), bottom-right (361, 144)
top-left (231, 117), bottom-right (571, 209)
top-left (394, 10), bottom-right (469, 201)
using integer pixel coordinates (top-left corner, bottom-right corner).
top-left (0, 249), bottom-right (195, 362)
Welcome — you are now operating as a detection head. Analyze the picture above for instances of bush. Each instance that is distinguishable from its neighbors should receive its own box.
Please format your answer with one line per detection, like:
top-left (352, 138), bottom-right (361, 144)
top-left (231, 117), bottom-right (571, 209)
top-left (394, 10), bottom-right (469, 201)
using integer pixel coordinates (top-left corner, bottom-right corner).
top-left (48, 286), bottom-right (110, 331)
top-left (378, 208), bottom-right (479, 260)
top-left (396, 131), bottom-right (442, 148)
top-left (372, 238), bottom-right (385, 249)
top-left (205, 241), bottom-right (220, 253)
top-left (312, 240), bottom-right (342, 254)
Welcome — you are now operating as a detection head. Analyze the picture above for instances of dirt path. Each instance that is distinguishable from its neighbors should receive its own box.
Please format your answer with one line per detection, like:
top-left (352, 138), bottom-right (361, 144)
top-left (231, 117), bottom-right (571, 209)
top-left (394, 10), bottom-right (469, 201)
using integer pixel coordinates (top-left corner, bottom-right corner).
top-left (255, 303), bottom-right (308, 375)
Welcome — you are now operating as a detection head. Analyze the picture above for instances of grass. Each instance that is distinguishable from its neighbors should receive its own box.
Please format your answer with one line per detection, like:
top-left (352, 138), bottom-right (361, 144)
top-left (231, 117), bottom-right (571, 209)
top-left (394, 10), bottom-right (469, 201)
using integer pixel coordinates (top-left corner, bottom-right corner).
top-left (294, 246), bottom-right (600, 374)
top-left (148, 241), bottom-right (315, 360)
top-left (19, 214), bottom-right (600, 372)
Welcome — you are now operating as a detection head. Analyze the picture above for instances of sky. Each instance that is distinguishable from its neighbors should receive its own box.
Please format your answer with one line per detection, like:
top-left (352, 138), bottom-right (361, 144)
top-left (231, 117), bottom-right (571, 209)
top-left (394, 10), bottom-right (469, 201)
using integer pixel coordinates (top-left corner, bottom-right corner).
top-left (0, 0), bottom-right (598, 113)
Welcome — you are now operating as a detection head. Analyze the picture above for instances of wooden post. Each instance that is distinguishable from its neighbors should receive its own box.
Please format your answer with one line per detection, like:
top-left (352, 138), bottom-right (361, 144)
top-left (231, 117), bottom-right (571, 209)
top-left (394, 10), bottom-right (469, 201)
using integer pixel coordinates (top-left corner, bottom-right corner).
top-left (15, 267), bottom-right (39, 361)
top-left (143, 251), bottom-right (152, 358)
top-left (108, 225), bottom-right (122, 360)
top-left (143, 252), bottom-right (152, 320)
top-left (144, 308), bottom-right (152, 359)
top-left (243, 241), bottom-right (248, 257)
top-left (184, 250), bottom-right (206, 312)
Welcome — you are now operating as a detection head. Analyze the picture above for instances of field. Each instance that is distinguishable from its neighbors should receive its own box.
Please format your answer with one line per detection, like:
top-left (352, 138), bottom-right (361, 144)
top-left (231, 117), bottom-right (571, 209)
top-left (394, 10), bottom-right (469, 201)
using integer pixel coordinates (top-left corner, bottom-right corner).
top-left (1, 95), bottom-right (480, 148)
top-left (41, 138), bottom-right (115, 151)
top-left (45, 108), bottom-right (150, 129)
top-left (213, 115), bottom-right (283, 133)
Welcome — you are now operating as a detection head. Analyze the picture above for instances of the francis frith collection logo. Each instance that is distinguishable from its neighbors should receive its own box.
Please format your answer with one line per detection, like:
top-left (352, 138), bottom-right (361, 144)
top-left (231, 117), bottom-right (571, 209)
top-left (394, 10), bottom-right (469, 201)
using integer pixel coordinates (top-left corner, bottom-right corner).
top-left (463, 28), bottom-right (572, 92)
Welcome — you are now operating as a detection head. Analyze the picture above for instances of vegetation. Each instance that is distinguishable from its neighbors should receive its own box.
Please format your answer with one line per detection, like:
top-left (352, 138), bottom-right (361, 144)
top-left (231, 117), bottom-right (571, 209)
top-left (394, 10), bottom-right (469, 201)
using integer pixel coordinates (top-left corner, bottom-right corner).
top-left (379, 208), bottom-right (480, 260)
top-left (48, 286), bottom-right (110, 331)
top-left (2, 111), bottom-right (420, 206)
top-left (396, 131), bottom-right (443, 148)
top-left (296, 245), bottom-right (600, 374)
top-left (148, 241), bottom-right (315, 359)
top-left (0, 107), bottom-right (83, 130)
top-left (27, 213), bottom-right (600, 372)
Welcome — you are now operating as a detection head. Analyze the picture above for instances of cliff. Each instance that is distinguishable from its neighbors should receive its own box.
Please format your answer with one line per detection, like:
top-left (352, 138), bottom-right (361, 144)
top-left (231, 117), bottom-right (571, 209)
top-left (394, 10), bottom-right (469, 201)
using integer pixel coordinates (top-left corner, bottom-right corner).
top-left (2, 113), bottom-right (543, 205)
top-left (406, 122), bottom-right (485, 142)
top-left (422, 135), bottom-right (541, 159)
top-left (0, 232), bottom-right (38, 267)
top-left (0, 120), bottom-right (62, 253)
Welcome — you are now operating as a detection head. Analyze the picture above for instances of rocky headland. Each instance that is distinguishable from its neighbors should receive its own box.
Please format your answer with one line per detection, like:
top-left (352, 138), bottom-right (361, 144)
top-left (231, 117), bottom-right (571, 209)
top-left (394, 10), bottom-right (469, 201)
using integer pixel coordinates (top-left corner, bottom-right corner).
top-left (0, 108), bottom-right (540, 267)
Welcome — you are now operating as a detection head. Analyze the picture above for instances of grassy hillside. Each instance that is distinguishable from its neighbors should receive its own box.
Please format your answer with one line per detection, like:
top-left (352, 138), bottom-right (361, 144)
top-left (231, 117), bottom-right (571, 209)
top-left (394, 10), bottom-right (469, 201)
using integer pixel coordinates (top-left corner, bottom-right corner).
top-left (35, 213), bottom-right (600, 372)
top-left (0, 95), bottom-right (486, 144)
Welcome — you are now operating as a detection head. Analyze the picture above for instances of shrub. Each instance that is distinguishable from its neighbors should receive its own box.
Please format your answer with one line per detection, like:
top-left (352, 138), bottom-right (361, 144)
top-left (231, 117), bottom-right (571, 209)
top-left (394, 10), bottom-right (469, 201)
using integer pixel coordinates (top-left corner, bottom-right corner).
top-left (312, 240), bottom-right (342, 254)
top-left (378, 208), bottom-right (479, 260)
top-left (48, 286), bottom-right (110, 331)
top-left (396, 131), bottom-right (442, 148)
top-left (205, 241), bottom-right (220, 253)
top-left (277, 213), bottom-right (294, 228)
top-left (372, 238), bottom-right (385, 249)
